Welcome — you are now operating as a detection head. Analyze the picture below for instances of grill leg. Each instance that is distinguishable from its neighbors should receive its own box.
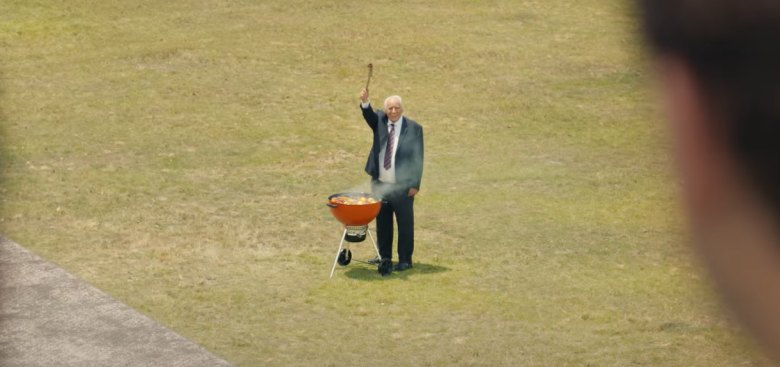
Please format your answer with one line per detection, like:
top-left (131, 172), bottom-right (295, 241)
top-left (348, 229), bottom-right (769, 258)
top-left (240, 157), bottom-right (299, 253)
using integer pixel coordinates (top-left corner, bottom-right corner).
top-left (329, 229), bottom-right (348, 278)
top-left (368, 228), bottom-right (381, 260)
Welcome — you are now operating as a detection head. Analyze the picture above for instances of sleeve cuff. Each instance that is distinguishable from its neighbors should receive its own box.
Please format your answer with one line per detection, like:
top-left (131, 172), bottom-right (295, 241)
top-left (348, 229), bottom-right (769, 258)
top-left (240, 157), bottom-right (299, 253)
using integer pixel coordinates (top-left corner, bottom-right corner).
top-left (360, 101), bottom-right (370, 109)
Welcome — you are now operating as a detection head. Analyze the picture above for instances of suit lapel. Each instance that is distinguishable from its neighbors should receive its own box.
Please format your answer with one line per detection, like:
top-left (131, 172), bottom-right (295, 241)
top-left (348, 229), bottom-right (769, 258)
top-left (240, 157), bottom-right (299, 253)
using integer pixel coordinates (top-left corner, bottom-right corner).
top-left (398, 117), bottom-right (408, 143)
top-left (379, 115), bottom-right (389, 147)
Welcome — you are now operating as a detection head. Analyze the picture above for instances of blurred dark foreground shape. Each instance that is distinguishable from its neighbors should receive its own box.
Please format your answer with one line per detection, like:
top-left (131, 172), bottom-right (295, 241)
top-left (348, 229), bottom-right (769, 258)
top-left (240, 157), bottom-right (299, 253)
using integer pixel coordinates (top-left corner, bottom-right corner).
top-left (638, 0), bottom-right (780, 363)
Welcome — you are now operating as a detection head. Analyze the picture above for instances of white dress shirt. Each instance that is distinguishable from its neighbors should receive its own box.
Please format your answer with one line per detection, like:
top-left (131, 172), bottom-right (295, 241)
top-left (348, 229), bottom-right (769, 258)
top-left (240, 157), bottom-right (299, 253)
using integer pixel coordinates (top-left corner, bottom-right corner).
top-left (379, 116), bottom-right (403, 184)
top-left (362, 101), bottom-right (403, 183)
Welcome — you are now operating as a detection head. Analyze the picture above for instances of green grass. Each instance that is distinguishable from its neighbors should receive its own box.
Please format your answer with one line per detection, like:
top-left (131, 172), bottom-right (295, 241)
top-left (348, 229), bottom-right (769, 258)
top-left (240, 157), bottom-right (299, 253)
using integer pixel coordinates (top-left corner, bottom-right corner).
top-left (0, 0), bottom-right (772, 366)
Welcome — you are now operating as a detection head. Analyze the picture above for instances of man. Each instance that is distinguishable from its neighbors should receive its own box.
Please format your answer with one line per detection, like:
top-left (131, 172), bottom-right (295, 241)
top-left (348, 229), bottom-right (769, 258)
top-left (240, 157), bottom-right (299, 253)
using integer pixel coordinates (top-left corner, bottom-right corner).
top-left (638, 0), bottom-right (780, 362)
top-left (359, 88), bottom-right (424, 275)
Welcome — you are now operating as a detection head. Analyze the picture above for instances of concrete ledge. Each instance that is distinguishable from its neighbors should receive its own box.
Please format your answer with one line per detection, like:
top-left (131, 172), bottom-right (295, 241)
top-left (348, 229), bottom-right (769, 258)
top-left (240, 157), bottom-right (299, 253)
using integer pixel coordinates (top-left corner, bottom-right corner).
top-left (0, 237), bottom-right (233, 367)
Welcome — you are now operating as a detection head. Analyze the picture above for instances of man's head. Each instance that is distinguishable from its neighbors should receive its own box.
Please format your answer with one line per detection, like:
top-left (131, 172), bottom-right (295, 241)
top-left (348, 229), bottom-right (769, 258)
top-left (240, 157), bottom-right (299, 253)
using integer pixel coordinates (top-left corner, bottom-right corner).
top-left (638, 0), bottom-right (780, 361)
top-left (384, 95), bottom-right (404, 123)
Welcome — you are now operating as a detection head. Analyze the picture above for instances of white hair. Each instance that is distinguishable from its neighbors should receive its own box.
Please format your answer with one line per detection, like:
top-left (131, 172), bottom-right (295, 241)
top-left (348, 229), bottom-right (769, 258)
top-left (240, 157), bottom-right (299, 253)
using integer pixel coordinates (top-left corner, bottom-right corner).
top-left (384, 95), bottom-right (403, 109)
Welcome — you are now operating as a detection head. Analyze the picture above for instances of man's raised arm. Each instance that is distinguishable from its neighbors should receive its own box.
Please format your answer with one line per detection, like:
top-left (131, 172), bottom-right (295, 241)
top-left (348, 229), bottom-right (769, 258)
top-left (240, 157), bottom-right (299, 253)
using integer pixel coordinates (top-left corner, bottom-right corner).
top-left (360, 88), bottom-right (378, 129)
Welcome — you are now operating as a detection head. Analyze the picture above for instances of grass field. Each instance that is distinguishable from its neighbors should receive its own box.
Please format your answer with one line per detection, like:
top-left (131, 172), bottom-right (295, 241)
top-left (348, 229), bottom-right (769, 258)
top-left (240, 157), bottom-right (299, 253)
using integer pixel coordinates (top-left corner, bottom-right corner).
top-left (0, 0), bottom-right (772, 366)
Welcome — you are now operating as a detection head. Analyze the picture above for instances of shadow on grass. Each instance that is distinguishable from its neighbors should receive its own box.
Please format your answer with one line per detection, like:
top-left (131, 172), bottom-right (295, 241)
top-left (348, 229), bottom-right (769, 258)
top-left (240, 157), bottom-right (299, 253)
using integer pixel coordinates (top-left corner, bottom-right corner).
top-left (342, 262), bottom-right (450, 281)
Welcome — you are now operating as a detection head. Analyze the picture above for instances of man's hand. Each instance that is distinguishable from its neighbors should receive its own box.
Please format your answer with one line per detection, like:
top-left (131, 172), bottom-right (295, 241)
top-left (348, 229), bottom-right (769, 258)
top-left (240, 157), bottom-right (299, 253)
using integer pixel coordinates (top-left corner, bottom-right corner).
top-left (360, 88), bottom-right (369, 104)
top-left (408, 188), bottom-right (418, 197)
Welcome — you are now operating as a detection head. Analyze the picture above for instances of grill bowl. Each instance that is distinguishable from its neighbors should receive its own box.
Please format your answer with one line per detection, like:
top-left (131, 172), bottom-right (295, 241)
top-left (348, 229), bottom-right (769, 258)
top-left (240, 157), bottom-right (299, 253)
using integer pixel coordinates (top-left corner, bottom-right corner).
top-left (326, 192), bottom-right (381, 226)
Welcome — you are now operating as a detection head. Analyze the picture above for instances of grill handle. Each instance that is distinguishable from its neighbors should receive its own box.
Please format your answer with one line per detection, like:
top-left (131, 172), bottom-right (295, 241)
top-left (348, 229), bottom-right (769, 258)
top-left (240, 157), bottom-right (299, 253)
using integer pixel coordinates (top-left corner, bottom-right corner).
top-left (326, 203), bottom-right (338, 208)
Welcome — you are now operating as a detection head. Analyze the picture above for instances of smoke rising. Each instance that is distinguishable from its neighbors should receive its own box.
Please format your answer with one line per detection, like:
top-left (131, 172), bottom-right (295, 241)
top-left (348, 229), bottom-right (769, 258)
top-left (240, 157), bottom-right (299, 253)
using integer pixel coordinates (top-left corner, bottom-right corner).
top-left (340, 180), bottom-right (394, 200)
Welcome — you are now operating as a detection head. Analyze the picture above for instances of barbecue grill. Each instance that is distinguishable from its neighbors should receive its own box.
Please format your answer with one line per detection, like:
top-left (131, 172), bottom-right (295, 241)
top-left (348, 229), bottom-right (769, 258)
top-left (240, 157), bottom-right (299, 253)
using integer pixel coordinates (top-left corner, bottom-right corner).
top-left (326, 192), bottom-right (382, 278)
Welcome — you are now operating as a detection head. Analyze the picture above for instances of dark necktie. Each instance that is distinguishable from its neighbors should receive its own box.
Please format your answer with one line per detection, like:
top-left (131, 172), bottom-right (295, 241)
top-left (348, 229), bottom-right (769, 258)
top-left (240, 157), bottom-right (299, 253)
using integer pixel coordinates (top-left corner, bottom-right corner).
top-left (384, 123), bottom-right (395, 169)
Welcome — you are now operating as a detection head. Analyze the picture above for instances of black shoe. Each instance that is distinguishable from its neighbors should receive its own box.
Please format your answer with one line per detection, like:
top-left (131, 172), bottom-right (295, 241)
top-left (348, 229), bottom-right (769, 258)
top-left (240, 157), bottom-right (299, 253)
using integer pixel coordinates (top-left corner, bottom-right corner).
top-left (367, 256), bottom-right (382, 265)
top-left (394, 262), bottom-right (413, 271)
top-left (378, 259), bottom-right (393, 276)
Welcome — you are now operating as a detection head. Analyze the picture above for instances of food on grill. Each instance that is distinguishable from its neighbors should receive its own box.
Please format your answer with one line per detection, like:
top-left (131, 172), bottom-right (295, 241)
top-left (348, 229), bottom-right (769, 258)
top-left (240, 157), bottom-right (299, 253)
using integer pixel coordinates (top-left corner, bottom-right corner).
top-left (329, 195), bottom-right (379, 205)
top-left (327, 192), bottom-right (382, 226)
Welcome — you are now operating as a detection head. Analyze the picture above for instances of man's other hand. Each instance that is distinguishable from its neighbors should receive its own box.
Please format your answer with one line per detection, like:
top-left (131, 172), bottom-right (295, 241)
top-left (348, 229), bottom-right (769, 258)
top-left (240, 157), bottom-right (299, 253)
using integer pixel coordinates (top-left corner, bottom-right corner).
top-left (360, 88), bottom-right (369, 104)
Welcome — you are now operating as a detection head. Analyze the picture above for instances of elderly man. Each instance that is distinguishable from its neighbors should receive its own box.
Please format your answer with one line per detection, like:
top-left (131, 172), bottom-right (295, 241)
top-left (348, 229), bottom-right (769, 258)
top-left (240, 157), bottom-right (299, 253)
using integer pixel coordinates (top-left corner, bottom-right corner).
top-left (359, 88), bottom-right (424, 275)
top-left (639, 0), bottom-right (780, 362)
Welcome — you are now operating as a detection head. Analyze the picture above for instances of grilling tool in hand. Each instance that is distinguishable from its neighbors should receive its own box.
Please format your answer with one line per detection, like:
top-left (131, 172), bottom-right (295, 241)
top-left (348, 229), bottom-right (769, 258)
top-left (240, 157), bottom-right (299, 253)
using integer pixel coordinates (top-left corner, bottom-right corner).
top-left (360, 63), bottom-right (373, 103)
top-left (365, 63), bottom-right (373, 91)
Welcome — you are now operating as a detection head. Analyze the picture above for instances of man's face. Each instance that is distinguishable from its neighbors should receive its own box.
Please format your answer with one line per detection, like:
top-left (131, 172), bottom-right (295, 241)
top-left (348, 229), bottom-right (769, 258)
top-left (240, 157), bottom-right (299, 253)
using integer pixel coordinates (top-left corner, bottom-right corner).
top-left (385, 98), bottom-right (403, 122)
